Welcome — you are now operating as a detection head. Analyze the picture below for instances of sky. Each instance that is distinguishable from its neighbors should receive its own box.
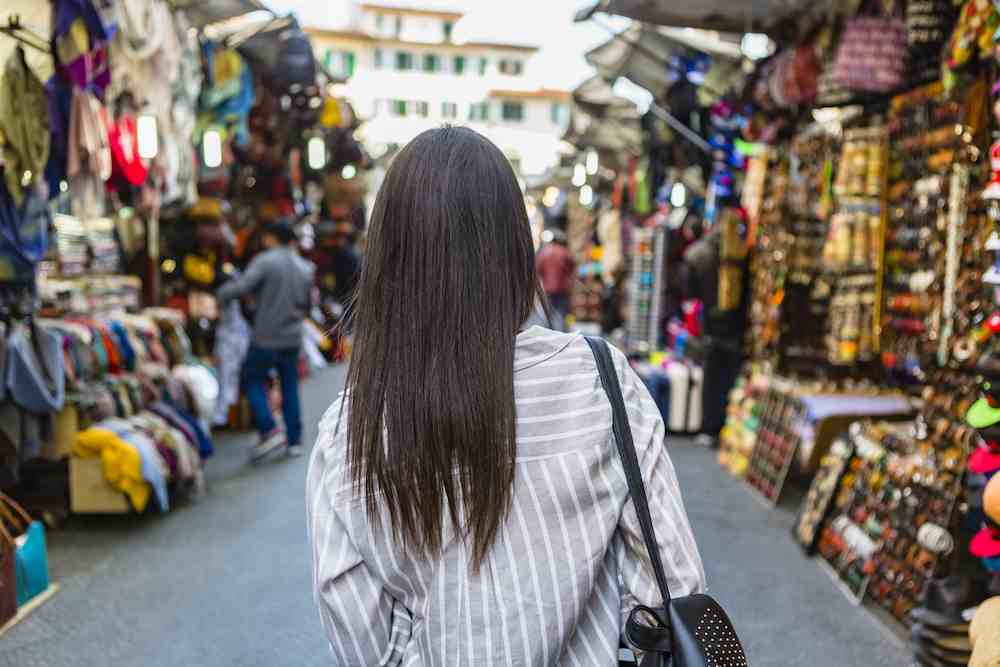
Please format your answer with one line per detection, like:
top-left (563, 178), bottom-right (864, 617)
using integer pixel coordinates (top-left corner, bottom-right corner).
top-left (264, 0), bottom-right (627, 91)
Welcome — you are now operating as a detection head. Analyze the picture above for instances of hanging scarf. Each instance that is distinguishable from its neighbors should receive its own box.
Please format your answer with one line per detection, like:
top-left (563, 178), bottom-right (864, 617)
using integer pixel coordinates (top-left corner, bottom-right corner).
top-left (0, 49), bottom-right (50, 204)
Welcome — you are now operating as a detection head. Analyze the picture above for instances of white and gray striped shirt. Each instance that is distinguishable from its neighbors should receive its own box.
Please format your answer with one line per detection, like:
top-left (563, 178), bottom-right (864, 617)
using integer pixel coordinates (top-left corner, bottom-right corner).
top-left (306, 326), bottom-right (705, 666)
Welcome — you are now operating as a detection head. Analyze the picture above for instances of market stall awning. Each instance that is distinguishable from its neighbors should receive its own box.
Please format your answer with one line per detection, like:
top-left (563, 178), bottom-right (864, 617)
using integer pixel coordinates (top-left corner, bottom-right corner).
top-left (586, 24), bottom-right (741, 101)
top-left (575, 0), bottom-right (832, 34)
top-left (565, 76), bottom-right (642, 155)
top-left (167, 0), bottom-right (271, 28)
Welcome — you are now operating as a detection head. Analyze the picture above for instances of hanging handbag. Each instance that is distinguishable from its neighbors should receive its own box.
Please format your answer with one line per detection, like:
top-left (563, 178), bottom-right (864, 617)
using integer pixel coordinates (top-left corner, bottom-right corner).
top-left (0, 516), bottom-right (16, 626)
top-left (831, 0), bottom-right (908, 94)
top-left (0, 492), bottom-right (49, 606)
top-left (585, 337), bottom-right (747, 667)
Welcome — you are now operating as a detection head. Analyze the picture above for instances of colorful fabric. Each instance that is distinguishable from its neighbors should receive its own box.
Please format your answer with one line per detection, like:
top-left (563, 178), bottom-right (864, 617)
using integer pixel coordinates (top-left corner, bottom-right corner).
top-left (73, 427), bottom-right (151, 511)
top-left (52, 0), bottom-right (113, 97)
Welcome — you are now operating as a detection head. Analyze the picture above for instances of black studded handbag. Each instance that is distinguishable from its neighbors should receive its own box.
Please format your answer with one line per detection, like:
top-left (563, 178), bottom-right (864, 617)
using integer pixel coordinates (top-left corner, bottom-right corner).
top-left (586, 337), bottom-right (748, 667)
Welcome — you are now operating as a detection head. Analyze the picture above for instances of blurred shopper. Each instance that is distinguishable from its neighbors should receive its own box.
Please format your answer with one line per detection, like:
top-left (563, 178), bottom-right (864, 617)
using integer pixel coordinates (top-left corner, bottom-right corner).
top-left (535, 229), bottom-right (576, 330)
top-left (217, 220), bottom-right (315, 460)
top-left (307, 127), bottom-right (704, 664)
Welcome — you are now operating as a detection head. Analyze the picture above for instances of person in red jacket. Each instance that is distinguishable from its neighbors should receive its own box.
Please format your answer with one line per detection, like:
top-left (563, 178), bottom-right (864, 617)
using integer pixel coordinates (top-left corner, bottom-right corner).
top-left (535, 230), bottom-right (576, 331)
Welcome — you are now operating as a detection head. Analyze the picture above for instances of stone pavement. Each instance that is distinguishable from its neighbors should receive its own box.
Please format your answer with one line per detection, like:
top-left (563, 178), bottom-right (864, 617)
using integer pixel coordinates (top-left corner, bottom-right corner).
top-left (0, 363), bottom-right (906, 666)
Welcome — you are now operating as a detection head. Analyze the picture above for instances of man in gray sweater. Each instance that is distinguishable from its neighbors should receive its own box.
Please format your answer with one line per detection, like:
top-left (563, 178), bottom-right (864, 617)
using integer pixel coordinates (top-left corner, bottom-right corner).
top-left (217, 220), bottom-right (316, 459)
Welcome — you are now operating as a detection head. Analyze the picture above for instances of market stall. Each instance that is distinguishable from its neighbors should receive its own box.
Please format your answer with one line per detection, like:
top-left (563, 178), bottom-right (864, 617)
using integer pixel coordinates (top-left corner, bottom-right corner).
top-left (0, 0), bottom-right (367, 627)
top-left (575, 0), bottom-right (1000, 658)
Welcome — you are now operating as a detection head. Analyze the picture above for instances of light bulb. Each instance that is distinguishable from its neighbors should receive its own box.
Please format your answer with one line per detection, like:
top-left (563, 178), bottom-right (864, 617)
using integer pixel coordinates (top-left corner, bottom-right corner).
top-left (586, 150), bottom-right (599, 176)
top-left (203, 129), bottom-right (223, 168)
top-left (671, 182), bottom-right (687, 208)
top-left (307, 136), bottom-right (326, 170)
top-left (580, 184), bottom-right (593, 206)
top-left (137, 114), bottom-right (158, 159)
top-left (740, 33), bottom-right (773, 61)
top-left (572, 163), bottom-right (586, 187)
top-left (342, 164), bottom-right (357, 179)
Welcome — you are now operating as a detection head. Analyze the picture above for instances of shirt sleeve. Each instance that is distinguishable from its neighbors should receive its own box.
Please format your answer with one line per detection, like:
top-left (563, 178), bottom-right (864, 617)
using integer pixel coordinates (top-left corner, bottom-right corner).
top-left (216, 255), bottom-right (266, 304)
top-left (306, 406), bottom-right (413, 666)
top-left (611, 348), bottom-right (706, 614)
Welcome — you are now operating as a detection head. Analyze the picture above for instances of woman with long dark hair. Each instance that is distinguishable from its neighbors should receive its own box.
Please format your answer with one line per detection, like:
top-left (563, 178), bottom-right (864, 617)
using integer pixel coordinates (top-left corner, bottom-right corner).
top-left (307, 127), bottom-right (704, 665)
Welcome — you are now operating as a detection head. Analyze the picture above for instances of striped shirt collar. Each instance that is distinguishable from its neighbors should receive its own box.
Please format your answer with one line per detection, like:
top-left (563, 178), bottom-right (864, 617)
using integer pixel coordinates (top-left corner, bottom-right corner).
top-left (514, 326), bottom-right (580, 373)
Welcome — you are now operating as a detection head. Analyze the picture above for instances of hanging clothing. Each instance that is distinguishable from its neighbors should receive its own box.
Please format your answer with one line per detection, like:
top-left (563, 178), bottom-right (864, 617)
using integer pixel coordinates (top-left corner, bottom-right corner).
top-left (0, 49), bottom-right (50, 205)
top-left (0, 181), bottom-right (51, 282)
top-left (52, 0), bottom-right (113, 97)
top-left (44, 74), bottom-right (74, 197)
top-left (108, 112), bottom-right (148, 187)
top-left (67, 88), bottom-right (111, 217)
top-left (212, 299), bottom-right (250, 426)
top-left (6, 324), bottom-right (65, 415)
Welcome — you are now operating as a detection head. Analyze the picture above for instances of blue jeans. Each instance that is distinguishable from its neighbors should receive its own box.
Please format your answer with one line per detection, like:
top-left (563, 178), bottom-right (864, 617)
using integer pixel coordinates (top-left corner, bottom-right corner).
top-left (244, 345), bottom-right (302, 446)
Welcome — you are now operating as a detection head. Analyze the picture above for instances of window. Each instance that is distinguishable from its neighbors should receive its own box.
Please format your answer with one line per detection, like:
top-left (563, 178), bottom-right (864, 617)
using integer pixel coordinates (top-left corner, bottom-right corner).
top-left (341, 51), bottom-right (356, 78)
top-left (394, 15), bottom-right (402, 37)
top-left (501, 101), bottom-right (524, 122)
top-left (423, 53), bottom-right (440, 72)
top-left (468, 102), bottom-right (489, 121)
top-left (323, 50), bottom-right (356, 78)
top-left (395, 51), bottom-right (414, 71)
top-left (414, 101), bottom-right (429, 118)
top-left (550, 102), bottom-right (566, 125)
top-left (498, 59), bottom-right (524, 76)
top-left (443, 21), bottom-right (454, 41)
top-left (392, 100), bottom-right (407, 117)
top-left (478, 57), bottom-right (488, 75)
top-left (374, 48), bottom-right (384, 69)
top-left (453, 55), bottom-right (465, 75)
top-left (375, 14), bottom-right (384, 33)
top-left (441, 102), bottom-right (458, 119)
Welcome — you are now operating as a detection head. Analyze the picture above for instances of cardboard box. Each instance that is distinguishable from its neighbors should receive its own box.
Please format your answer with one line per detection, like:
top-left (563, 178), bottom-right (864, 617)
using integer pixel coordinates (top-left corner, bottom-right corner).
top-left (69, 457), bottom-right (130, 514)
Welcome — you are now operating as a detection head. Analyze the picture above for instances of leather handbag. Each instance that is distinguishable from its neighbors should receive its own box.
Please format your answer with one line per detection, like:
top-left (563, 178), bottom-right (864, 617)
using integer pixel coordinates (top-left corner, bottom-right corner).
top-left (586, 337), bottom-right (747, 667)
top-left (831, 0), bottom-right (908, 94)
top-left (0, 516), bottom-right (16, 626)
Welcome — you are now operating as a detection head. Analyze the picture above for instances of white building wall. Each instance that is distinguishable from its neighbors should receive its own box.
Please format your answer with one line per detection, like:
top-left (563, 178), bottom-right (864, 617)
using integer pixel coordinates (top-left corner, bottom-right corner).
top-left (311, 5), bottom-right (568, 178)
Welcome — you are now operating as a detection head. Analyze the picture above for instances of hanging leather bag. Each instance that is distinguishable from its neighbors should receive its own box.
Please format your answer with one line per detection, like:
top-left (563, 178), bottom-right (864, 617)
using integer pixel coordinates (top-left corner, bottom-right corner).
top-left (586, 337), bottom-right (747, 667)
top-left (832, 0), bottom-right (908, 94)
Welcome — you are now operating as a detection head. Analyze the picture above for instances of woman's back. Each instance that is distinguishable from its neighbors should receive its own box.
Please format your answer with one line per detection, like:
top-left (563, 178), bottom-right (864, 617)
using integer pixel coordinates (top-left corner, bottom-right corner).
top-left (307, 327), bottom-right (705, 666)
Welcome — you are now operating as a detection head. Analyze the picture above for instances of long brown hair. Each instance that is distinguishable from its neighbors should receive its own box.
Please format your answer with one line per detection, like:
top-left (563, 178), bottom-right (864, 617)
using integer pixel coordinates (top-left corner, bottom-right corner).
top-left (345, 127), bottom-right (542, 567)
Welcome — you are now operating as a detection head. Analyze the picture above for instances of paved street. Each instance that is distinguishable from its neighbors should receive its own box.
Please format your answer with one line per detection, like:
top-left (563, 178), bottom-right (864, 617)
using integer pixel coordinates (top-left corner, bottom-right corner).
top-left (0, 363), bottom-right (906, 666)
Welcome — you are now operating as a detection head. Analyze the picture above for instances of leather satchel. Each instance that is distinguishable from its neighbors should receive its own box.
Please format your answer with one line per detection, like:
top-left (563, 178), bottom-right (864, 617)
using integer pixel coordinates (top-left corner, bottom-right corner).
top-left (586, 337), bottom-right (747, 667)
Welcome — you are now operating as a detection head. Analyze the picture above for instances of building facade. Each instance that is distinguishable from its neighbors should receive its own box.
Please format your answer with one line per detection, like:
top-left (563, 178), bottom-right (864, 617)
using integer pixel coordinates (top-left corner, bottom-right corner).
top-left (308, 1), bottom-right (571, 178)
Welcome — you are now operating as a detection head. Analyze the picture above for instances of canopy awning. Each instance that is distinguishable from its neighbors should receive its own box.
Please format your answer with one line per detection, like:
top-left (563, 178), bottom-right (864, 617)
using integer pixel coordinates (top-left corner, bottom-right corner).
top-left (586, 24), bottom-right (741, 100)
top-left (566, 76), bottom-right (642, 155)
top-left (575, 0), bottom-right (831, 34)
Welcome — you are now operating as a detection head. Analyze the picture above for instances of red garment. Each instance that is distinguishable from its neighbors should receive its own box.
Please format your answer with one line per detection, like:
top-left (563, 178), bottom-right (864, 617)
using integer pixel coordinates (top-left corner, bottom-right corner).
top-left (108, 113), bottom-right (148, 186)
top-left (536, 243), bottom-right (576, 296)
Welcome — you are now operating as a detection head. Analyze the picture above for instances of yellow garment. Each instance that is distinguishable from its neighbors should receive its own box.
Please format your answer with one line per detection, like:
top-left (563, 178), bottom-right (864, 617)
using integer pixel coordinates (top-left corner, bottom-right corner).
top-left (72, 428), bottom-right (151, 512)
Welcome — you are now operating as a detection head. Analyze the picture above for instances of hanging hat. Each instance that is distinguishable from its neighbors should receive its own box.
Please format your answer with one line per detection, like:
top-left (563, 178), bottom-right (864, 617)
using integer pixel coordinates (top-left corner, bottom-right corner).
top-left (912, 642), bottom-right (972, 667)
top-left (910, 575), bottom-right (983, 629)
top-left (970, 596), bottom-right (1000, 667)
top-left (986, 471), bottom-right (1000, 522)
top-left (969, 398), bottom-right (1000, 429)
top-left (970, 446), bottom-right (1000, 474)
top-left (970, 523), bottom-right (1000, 559)
top-left (912, 622), bottom-right (975, 652)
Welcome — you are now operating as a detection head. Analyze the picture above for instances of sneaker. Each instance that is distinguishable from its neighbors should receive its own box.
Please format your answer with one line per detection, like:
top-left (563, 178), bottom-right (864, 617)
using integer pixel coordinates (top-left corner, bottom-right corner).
top-left (287, 444), bottom-right (304, 458)
top-left (251, 428), bottom-right (287, 463)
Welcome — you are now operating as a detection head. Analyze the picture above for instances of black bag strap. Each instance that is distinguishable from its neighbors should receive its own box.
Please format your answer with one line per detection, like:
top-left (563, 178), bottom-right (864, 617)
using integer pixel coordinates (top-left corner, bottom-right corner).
top-left (585, 336), bottom-right (672, 606)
